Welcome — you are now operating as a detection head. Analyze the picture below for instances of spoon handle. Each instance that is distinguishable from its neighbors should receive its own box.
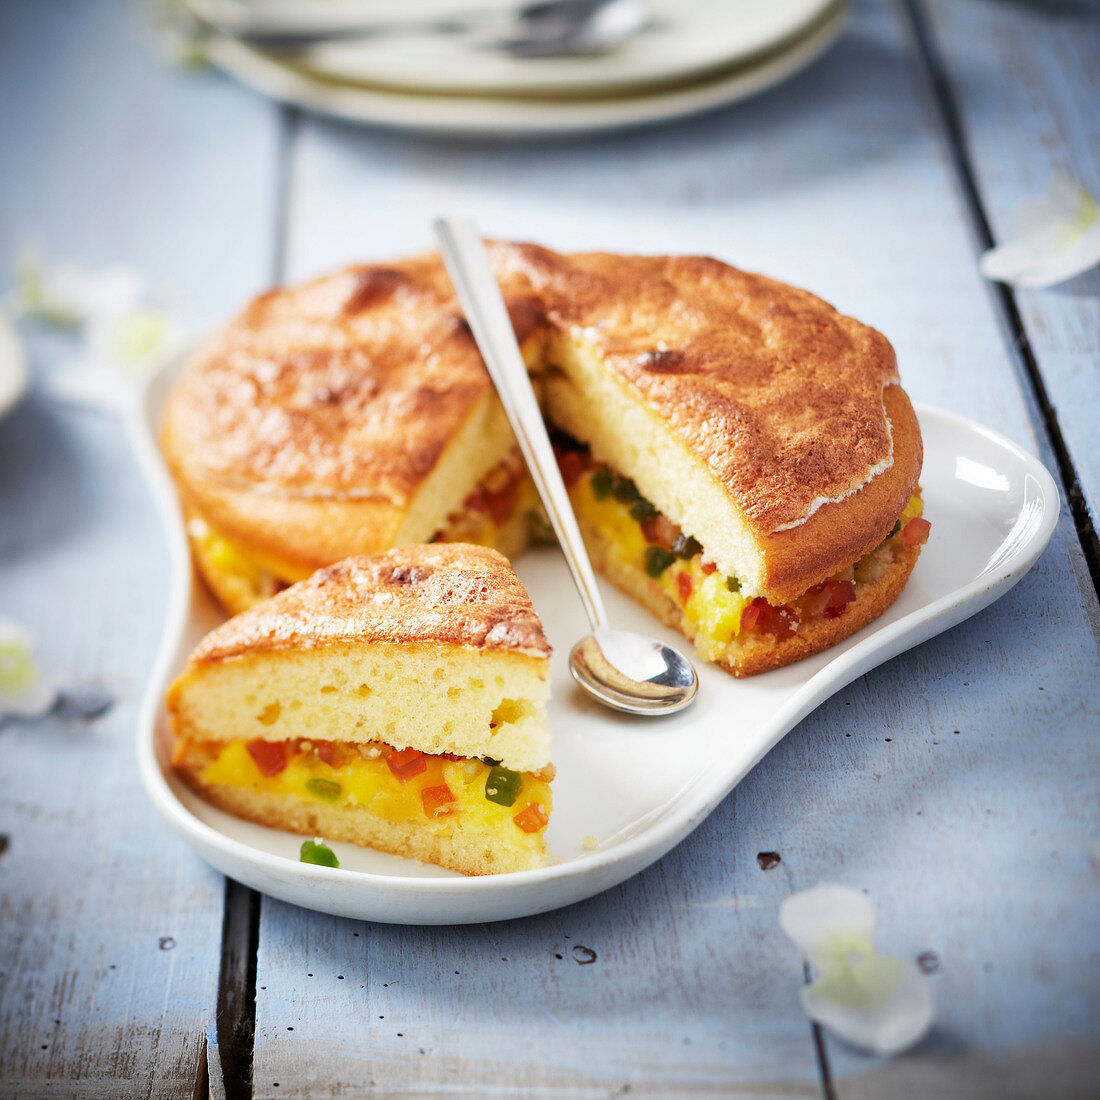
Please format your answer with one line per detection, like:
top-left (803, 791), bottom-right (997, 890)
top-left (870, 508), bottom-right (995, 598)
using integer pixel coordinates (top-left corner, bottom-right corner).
top-left (435, 218), bottom-right (609, 632)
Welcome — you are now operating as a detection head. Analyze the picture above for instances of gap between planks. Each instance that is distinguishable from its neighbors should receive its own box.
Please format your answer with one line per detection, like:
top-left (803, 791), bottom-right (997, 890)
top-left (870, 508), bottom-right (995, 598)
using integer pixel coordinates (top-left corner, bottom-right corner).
top-left (904, 0), bottom-right (1100, 603)
top-left (216, 878), bottom-right (261, 1099)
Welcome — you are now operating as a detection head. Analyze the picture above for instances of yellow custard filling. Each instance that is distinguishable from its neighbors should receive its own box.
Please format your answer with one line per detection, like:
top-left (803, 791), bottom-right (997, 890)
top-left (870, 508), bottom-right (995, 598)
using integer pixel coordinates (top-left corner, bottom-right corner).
top-left (195, 739), bottom-right (552, 849)
top-left (569, 471), bottom-right (748, 646)
top-left (569, 461), bottom-right (923, 650)
top-left (186, 515), bottom-right (304, 605)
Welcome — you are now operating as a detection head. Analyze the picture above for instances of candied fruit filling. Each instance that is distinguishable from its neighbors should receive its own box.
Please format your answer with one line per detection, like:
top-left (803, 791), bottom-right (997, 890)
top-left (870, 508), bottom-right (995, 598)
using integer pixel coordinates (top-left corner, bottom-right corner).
top-left (431, 450), bottom-right (542, 546)
top-left (553, 436), bottom-right (926, 648)
top-left (189, 736), bottom-right (552, 840)
top-left (189, 451), bottom-right (543, 606)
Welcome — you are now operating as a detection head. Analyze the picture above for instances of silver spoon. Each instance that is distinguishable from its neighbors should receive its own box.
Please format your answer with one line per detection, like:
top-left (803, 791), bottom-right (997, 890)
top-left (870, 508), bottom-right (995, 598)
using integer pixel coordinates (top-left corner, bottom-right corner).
top-left (203, 0), bottom-right (648, 58)
top-left (434, 218), bottom-right (698, 717)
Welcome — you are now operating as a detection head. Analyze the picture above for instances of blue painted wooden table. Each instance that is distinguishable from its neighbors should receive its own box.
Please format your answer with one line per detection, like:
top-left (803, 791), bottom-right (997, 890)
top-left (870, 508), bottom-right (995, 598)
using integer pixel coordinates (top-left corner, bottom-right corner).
top-left (1, 1), bottom-right (1098, 1096)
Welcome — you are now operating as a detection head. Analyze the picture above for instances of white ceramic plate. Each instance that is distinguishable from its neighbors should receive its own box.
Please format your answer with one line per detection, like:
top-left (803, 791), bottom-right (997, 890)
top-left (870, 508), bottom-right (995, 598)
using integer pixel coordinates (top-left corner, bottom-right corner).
top-left (202, 3), bottom-right (846, 138)
top-left (134, 355), bottom-right (1059, 925)
top-left (246, 0), bottom-right (840, 98)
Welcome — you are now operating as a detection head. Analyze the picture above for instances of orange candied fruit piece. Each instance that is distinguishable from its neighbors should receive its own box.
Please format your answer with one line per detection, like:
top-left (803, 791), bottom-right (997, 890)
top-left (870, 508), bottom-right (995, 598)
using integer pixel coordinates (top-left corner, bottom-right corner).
top-left (513, 802), bottom-right (550, 834)
top-left (421, 784), bottom-right (456, 819)
top-left (247, 738), bottom-right (288, 777)
top-left (676, 571), bottom-right (693, 602)
top-left (901, 517), bottom-right (931, 546)
top-left (386, 747), bottom-right (427, 782)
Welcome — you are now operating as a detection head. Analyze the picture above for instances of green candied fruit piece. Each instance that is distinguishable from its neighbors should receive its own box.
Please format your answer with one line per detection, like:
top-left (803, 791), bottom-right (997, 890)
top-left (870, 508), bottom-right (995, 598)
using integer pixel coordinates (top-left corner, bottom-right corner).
top-left (875, 519), bottom-right (903, 552)
top-left (525, 508), bottom-right (554, 543)
top-left (590, 467), bottom-right (615, 500)
top-left (484, 766), bottom-right (522, 807)
top-left (644, 546), bottom-right (676, 578)
top-left (672, 533), bottom-right (702, 559)
top-left (629, 498), bottom-right (658, 521)
top-left (725, 576), bottom-right (741, 593)
top-left (306, 778), bottom-right (342, 802)
top-left (300, 840), bottom-right (339, 868)
top-left (611, 476), bottom-right (641, 504)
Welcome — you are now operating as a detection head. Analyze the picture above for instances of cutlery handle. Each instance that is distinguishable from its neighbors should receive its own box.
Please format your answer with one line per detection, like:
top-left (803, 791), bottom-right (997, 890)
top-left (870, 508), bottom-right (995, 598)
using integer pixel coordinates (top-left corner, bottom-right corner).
top-left (434, 218), bottom-right (609, 633)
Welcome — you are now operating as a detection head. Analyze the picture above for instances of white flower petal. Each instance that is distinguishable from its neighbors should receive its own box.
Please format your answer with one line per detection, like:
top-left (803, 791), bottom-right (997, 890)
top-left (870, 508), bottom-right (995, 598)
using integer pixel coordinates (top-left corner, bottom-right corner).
top-left (47, 360), bottom-right (139, 413)
top-left (86, 307), bottom-right (181, 374)
top-left (981, 174), bottom-right (1100, 289)
top-left (51, 264), bottom-right (144, 320)
top-left (780, 884), bottom-right (935, 1056)
top-left (801, 959), bottom-right (934, 1056)
top-left (0, 618), bottom-right (56, 721)
top-left (47, 306), bottom-right (182, 413)
top-left (0, 312), bottom-right (29, 417)
top-left (779, 883), bottom-right (876, 961)
top-left (13, 250), bottom-right (145, 326)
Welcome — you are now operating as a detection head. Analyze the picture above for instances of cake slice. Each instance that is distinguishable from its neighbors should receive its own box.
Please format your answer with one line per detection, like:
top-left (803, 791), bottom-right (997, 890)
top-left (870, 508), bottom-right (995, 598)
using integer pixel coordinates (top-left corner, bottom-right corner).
top-left (167, 544), bottom-right (554, 875)
top-left (486, 243), bottom-right (928, 677)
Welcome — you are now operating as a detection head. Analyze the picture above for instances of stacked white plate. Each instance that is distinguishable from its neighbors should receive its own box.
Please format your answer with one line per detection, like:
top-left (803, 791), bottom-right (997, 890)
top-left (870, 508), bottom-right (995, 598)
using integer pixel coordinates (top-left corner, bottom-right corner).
top-left (190, 0), bottom-right (848, 137)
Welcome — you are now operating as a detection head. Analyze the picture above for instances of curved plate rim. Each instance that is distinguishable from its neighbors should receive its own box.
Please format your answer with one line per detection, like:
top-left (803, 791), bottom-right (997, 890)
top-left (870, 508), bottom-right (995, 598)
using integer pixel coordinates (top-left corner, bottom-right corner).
top-left (201, 3), bottom-right (847, 138)
top-left (283, 0), bottom-right (842, 98)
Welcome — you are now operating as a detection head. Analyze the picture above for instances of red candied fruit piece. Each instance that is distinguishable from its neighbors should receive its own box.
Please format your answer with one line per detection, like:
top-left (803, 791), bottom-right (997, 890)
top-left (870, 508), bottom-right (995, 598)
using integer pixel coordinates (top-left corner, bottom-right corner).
top-left (513, 802), bottom-right (550, 834)
top-left (314, 740), bottom-right (346, 768)
top-left (742, 597), bottom-right (799, 639)
top-left (421, 784), bottom-right (456, 819)
top-left (700, 561), bottom-right (718, 576)
top-left (901, 517), bottom-right (931, 546)
top-left (466, 485), bottom-right (503, 525)
top-left (740, 599), bottom-right (765, 632)
top-left (676, 572), bottom-right (693, 603)
top-left (386, 747), bottom-right (427, 782)
top-left (483, 481), bottom-right (518, 526)
top-left (247, 738), bottom-right (288, 778)
top-left (641, 513), bottom-right (679, 547)
top-left (556, 450), bottom-right (587, 490)
top-left (823, 580), bottom-right (856, 619)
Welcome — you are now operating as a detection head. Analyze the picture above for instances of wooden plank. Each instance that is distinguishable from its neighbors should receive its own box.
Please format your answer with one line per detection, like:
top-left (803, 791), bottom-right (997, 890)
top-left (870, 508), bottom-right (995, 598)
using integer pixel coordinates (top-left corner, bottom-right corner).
top-left (0, 2), bottom-right (281, 1095)
top-left (251, 0), bottom-right (1100, 1095)
top-left (253, 825), bottom-right (818, 1098)
top-left (922, 0), bottom-right (1100, 533)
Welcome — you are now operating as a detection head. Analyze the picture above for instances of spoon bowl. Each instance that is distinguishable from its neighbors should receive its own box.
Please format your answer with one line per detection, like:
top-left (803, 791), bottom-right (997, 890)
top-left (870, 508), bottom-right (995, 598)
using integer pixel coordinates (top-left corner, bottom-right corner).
top-left (570, 630), bottom-right (698, 715)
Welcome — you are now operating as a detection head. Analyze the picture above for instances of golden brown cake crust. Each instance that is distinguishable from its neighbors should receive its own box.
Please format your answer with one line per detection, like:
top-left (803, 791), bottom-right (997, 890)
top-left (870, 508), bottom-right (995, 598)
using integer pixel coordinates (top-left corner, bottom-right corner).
top-left (488, 242), bottom-right (905, 537)
top-left (756, 384), bottom-right (922, 602)
top-left (189, 543), bottom-right (551, 665)
top-left (165, 258), bottom-right (494, 499)
top-left (164, 244), bottom-right (911, 551)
